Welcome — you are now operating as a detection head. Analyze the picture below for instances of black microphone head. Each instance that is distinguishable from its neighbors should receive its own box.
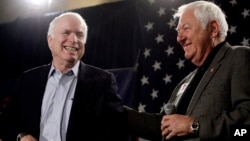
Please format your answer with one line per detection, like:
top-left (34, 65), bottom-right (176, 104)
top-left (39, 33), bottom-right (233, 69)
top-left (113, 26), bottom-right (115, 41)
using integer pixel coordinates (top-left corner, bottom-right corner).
top-left (163, 103), bottom-right (176, 115)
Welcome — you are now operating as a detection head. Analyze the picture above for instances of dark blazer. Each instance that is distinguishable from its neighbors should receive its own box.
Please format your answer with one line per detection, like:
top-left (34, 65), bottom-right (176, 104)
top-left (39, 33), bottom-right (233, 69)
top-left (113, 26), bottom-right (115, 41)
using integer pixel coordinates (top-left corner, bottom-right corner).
top-left (125, 42), bottom-right (250, 141)
top-left (1, 61), bottom-right (129, 141)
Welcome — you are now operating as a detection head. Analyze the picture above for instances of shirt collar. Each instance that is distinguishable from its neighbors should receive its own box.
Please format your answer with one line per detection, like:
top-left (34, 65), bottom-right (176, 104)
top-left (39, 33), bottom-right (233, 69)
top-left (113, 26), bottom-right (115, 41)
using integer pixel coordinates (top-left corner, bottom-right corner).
top-left (48, 61), bottom-right (80, 77)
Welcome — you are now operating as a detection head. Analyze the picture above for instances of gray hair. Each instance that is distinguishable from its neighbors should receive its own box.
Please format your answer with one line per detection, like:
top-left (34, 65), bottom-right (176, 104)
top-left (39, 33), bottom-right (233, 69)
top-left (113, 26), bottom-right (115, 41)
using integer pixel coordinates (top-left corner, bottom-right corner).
top-left (173, 1), bottom-right (228, 40)
top-left (47, 12), bottom-right (88, 43)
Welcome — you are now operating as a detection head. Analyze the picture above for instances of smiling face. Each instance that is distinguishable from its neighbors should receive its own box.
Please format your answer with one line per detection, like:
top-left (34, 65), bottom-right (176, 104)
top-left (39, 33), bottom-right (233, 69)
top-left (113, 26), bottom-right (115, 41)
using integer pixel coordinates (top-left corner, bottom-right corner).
top-left (176, 9), bottom-right (214, 66)
top-left (48, 14), bottom-right (85, 70)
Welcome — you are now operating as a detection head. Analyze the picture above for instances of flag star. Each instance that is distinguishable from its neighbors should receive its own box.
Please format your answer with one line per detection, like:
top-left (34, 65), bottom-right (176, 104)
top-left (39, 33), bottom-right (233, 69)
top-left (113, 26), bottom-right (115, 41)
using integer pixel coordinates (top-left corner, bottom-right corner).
top-left (176, 58), bottom-right (185, 69)
top-left (241, 37), bottom-right (249, 46)
top-left (151, 89), bottom-right (159, 99)
top-left (148, 0), bottom-right (155, 5)
top-left (157, 7), bottom-right (166, 17)
top-left (163, 74), bottom-right (172, 85)
top-left (138, 103), bottom-right (146, 112)
top-left (167, 18), bottom-right (176, 29)
top-left (155, 34), bottom-right (164, 44)
top-left (144, 48), bottom-right (151, 58)
top-left (242, 9), bottom-right (250, 18)
top-left (141, 75), bottom-right (149, 86)
top-left (136, 0), bottom-right (249, 114)
top-left (152, 61), bottom-right (162, 71)
top-left (165, 45), bottom-right (174, 56)
top-left (145, 22), bottom-right (154, 31)
top-left (228, 25), bottom-right (237, 35)
top-left (171, 8), bottom-right (177, 12)
top-left (229, 0), bottom-right (237, 6)
top-left (160, 103), bottom-right (167, 113)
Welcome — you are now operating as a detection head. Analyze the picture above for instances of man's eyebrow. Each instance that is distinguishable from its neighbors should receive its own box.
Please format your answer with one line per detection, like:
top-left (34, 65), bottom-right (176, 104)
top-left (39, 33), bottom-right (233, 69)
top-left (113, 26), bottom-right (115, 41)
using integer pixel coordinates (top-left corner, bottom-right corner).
top-left (176, 23), bottom-right (191, 30)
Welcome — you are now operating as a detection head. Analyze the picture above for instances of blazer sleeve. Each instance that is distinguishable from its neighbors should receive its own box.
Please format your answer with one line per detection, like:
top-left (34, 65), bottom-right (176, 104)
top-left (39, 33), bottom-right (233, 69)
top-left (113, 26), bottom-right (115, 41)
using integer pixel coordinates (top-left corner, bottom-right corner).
top-left (123, 105), bottom-right (163, 140)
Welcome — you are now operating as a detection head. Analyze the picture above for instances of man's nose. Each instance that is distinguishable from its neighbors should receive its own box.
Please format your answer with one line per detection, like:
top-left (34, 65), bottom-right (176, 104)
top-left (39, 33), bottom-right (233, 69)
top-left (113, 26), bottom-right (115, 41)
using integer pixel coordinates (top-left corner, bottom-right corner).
top-left (69, 33), bottom-right (78, 42)
top-left (177, 27), bottom-right (189, 43)
top-left (177, 32), bottom-right (185, 43)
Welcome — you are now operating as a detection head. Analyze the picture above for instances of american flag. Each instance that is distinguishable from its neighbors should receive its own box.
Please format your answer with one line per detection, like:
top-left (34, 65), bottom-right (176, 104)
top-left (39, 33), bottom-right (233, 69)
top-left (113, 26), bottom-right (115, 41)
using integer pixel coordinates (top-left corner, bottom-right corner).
top-left (134, 0), bottom-right (250, 116)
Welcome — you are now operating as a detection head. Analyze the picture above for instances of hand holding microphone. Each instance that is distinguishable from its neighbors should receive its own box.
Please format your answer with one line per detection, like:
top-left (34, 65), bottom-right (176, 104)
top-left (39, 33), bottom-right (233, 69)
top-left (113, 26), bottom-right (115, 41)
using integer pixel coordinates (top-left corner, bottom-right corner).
top-left (162, 103), bottom-right (176, 141)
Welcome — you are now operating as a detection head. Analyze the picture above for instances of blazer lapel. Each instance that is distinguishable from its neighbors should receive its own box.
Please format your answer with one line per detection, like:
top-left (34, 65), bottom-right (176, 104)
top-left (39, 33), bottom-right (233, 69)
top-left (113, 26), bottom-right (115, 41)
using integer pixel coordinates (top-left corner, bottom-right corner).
top-left (32, 64), bottom-right (51, 108)
top-left (69, 61), bottom-right (94, 110)
top-left (186, 43), bottom-right (230, 115)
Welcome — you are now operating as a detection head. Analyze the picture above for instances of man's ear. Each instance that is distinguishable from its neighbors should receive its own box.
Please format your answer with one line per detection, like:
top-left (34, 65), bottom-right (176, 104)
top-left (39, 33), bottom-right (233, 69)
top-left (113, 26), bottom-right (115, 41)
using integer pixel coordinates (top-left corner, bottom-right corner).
top-left (210, 20), bottom-right (220, 38)
top-left (47, 35), bottom-right (52, 50)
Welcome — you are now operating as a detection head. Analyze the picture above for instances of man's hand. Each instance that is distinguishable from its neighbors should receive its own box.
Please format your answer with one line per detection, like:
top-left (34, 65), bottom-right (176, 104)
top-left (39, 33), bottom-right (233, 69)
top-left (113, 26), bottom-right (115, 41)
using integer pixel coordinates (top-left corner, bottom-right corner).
top-left (161, 114), bottom-right (194, 140)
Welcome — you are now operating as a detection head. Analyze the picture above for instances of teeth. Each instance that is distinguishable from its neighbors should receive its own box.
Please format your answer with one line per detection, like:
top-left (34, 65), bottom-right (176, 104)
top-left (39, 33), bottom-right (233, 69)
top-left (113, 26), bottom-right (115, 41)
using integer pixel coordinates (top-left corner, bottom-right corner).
top-left (65, 46), bottom-right (77, 51)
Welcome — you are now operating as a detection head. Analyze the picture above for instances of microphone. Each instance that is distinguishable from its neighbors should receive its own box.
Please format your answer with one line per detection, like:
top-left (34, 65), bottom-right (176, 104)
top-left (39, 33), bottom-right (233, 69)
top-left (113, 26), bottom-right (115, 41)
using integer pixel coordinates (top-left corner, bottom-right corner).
top-left (163, 102), bottom-right (176, 115)
top-left (162, 103), bottom-right (176, 141)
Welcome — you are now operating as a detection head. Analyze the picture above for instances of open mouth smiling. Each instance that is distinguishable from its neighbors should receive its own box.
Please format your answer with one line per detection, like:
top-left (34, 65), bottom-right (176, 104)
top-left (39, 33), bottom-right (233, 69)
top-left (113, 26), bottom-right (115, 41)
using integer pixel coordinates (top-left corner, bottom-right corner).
top-left (64, 46), bottom-right (78, 52)
top-left (183, 43), bottom-right (191, 50)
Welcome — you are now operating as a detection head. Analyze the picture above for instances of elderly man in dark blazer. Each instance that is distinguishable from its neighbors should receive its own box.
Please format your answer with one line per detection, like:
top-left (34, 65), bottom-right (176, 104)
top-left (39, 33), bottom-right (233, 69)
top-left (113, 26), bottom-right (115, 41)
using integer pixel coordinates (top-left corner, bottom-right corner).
top-left (125, 1), bottom-right (250, 141)
top-left (0, 12), bottom-right (129, 141)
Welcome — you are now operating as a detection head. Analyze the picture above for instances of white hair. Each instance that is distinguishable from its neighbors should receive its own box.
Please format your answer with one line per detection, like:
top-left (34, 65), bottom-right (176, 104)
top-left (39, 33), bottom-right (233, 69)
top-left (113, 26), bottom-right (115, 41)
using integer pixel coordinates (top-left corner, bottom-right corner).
top-left (173, 1), bottom-right (228, 40)
top-left (47, 12), bottom-right (88, 43)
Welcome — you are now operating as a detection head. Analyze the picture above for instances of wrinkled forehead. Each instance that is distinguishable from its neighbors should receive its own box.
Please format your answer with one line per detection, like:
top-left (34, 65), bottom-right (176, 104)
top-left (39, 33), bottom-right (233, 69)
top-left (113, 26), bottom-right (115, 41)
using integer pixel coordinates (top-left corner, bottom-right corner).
top-left (176, 9), bottom-right (196, 28)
